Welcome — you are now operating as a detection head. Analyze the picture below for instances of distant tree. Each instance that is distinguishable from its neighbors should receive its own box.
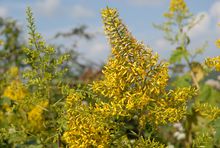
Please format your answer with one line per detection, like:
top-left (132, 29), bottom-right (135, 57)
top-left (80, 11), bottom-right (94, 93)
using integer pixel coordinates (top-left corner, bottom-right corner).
top-left (0, 17), bottom-right (25, 73)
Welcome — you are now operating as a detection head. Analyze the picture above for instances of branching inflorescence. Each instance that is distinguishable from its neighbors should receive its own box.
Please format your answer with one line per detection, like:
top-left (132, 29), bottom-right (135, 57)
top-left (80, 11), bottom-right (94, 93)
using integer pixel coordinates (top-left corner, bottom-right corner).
top-left (63, 7), bottom-right (197, 147)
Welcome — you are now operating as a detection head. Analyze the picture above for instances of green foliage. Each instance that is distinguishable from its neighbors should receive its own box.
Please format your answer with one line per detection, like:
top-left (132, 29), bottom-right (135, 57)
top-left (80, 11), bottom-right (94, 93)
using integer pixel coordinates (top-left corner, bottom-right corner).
top-left (23, 7), bottom-right (70, 103)
top-left (0, 7), bottom-right (71, 147)
top-left (192, 133), bottom-right (214, 148)
top-left (155, 0), bottom-right (220, 147)
top-left (0, 6), bottom-right (99, 147)
top-left (169, 46), bottom-right (189, 64)
top-left (170, 73), bottom-right (191, 88)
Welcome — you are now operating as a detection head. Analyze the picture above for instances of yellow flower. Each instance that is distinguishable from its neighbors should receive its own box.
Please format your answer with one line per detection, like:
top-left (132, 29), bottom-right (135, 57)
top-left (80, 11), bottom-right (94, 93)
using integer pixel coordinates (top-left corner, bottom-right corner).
top-left (8, 66), bottom-right (19, 77)
top-left (216, 39), bottom-right (220, 48)
top-left (64, 7), bottom-right (196, 147)
top-left (0, 40), bottom-right (3, 45)
top-left (28, 101), bottom-right (48, 131)
top-left (169, 0), bottom-right (188, 13)
top-left (164, 0), bottom-right (188, 18)
top-left (93, 7), bottom-right (196, 125)
top-left (2, 80), bottom-right (26, 101)
top-left (1, 103), bottom-right (11, 112)
top-left (206, 56), bottom-right (220, 71)
top-left (195, 103), bottom-right (220, 121)
top-left (63, 91), bottom-right (112, 147)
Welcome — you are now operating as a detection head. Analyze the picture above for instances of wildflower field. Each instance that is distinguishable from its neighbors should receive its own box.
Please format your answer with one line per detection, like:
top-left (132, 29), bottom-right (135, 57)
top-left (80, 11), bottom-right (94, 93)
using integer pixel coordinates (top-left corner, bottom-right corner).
top-left (1, 0), bottom-right (220, 147)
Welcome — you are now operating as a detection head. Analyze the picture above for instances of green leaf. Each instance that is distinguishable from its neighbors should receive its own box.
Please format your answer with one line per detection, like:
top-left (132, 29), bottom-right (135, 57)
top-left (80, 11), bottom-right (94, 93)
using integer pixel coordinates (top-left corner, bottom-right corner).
top-left (212, 118), bottom-right (220, 144)
top-left (169, 47), bottom-right (188, 64)
top-left (171, 73), bottom-right (191, 88)
top-left (198, 84), bottom-right (220, 105)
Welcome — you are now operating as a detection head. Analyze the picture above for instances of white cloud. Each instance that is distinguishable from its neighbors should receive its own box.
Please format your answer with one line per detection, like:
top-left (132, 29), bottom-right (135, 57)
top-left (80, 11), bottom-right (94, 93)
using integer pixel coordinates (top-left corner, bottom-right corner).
top-left (188, 12), bottom-right (211, 38)
top-left (86, 40), bottom-right (108, 60)
top-left (90, 42), bottom-right (106, 52)
top-left (0, 6), bottom-right (8, 18)
top-left (128, 0), bottom-right (165, 6)
top-left (187, 1), bottom-right (220, 38)
top-left (154, 38), bottom-right (171, 50)
top-left (71, 5), bottom-right (95, 19)
top-left (210, 1), bottom-right (220, 20)
top-left (152, 38), bottom-right (172, 59)
top-left (36, 0), bottom-right (60, 16)
top-left (209, 1), bottom-right (220, 33)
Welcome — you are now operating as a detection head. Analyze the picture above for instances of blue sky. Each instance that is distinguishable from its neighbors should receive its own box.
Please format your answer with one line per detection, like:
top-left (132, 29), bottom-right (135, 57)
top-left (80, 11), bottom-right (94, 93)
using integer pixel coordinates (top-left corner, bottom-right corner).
top-left (0, 0), bottom-right (220, 64)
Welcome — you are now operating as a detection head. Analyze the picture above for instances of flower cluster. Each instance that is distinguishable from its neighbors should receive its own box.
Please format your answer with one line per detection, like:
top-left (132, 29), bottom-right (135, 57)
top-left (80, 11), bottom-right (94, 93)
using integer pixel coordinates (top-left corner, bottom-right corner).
top-left (0, 8), bottom-right (71, 146)
top-left (216, 39), bottom-right (220, 48)
top-left (2, 67), bottom-right (26, 101)
top-left (2, 80), bottom-right (26, 101)
top-left (8, 66), bottom-right (19, 77)
top-left (169, 0), bottom-right (188, 13)
top-left (64, 7), bottom-right (196, 147)
top-left (94, 7), bottom-right (195, 125)
top-left (195, 103), bottom-right (220, 121)
top-left (63, 90), bottom-right (113, 147)
top-left (28, 101), bottom-right (48, 131)
top-left (206, 56), bottom-right (220, 71)
top-left (164, 0), bottom-right (188, 18)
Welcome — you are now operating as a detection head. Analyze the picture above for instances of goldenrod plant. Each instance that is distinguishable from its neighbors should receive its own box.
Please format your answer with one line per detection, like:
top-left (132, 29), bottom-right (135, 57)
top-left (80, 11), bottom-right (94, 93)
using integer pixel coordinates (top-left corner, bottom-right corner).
top-left (155, 0), bottom-right (220, 147)
top-left (0, 7), bottom-right (70, 147)
top-left (155, 0), bottom-right (206, 83)
top-left (63, 7), bottom-right (196, 147)
top-left (0, 2), bottom-right (220, 148)
top-left (0, 7), bottom-right (97, 147)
